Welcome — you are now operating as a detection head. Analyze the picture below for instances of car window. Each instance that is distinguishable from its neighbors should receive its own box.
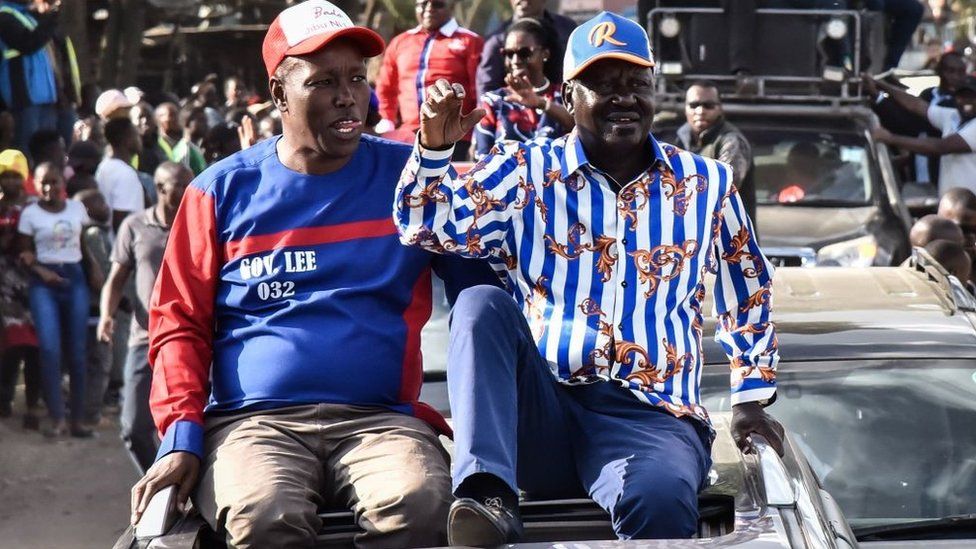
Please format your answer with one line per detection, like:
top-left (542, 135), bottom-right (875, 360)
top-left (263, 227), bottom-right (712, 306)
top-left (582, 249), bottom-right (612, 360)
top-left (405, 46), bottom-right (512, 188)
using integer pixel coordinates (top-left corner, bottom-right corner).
top-left (746, 130), bottom-right (875, 207)
top-left (700, 361), bottom-right (976, 527)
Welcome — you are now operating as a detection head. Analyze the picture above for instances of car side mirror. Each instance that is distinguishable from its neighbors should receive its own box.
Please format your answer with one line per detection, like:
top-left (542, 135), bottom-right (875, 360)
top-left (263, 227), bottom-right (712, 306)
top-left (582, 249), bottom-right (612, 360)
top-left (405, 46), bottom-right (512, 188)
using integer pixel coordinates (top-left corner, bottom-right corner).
top-left (752, 434), bottom-right (796, 506)
top-left (135, 485), bottom-right (179, 539)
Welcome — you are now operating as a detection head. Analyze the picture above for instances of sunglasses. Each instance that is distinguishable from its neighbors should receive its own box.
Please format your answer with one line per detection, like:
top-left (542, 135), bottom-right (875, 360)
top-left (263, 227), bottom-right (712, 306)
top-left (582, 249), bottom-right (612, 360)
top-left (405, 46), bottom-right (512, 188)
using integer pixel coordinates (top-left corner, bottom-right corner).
top-left (500, 46), bottom-right (539, 60)
top-left (687, 101), bottom-right (719, 110)
top-left (416, 0), bottom-right (447, 8)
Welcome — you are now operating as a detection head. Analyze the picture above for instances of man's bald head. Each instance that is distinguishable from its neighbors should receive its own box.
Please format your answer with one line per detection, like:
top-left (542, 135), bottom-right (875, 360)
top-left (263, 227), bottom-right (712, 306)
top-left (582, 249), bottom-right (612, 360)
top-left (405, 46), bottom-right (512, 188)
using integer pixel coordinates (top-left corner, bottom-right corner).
top-left (154, 161), bottom-right (192, 212)
top-left (154, 161), bottom-right (192, 187)
top-left (938, 187), bottom-right (976, 230)
top-left (910, 214), bottom-right (966, 247)
top-left (925, 239), bottom-right (972, 282)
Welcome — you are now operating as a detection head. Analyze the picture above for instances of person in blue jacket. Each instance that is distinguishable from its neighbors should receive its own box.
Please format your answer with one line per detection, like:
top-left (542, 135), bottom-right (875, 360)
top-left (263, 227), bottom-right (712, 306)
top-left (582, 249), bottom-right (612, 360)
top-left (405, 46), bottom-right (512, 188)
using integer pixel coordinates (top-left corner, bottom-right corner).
top-left (0, 0), bottom-right (62, 153)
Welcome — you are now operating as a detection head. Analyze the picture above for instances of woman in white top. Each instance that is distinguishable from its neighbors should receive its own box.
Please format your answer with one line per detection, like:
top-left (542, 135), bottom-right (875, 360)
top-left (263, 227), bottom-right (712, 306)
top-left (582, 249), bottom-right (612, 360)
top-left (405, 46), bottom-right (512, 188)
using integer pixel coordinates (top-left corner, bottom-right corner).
top-left (17, 162), bottom-right (95, 438)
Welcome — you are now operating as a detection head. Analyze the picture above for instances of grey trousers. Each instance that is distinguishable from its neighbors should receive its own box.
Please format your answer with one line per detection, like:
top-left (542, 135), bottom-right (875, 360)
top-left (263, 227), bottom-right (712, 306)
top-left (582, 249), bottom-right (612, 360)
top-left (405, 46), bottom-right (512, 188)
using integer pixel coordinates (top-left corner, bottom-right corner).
top-left (83, 327), bottom-right (111, 423)
top-left (120, 342), bottom-right (157, 473)
top-left (193, 404), bottom-right (452, 549)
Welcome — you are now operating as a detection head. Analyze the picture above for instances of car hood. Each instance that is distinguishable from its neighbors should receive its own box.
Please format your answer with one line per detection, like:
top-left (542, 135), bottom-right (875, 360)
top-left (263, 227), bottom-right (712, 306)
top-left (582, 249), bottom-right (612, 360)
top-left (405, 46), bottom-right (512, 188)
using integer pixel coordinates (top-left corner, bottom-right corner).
top-left (757, 205), bottom-right (876, 248)
top-left (698, 267), bottom-right (976, 363)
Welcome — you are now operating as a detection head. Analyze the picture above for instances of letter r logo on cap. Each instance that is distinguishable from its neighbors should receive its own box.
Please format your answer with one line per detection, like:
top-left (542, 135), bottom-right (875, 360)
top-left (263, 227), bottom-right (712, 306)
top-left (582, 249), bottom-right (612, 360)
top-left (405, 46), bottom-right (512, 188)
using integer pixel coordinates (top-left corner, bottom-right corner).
top-left (588, 22), bottom-right (626, 48)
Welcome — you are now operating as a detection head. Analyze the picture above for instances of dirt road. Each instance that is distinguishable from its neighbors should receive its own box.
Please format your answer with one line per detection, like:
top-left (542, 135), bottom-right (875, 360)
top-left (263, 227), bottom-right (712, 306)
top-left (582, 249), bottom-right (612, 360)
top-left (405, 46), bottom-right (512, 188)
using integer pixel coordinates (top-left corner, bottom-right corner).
top-left (0, 401), bottom-right (137, 549)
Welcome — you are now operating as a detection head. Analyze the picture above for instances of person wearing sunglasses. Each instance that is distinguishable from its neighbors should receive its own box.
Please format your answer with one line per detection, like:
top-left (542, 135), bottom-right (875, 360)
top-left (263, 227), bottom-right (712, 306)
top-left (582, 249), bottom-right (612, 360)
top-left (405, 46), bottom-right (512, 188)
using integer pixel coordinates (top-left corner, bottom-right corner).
top-left (475, 0), bottom-right (577, 100)
top-left (375, 0), bottom-right (483, 158)
top-left (676, 80), bottom-right (757, 228)
top-left (474, 18), bottom-right (573, 161)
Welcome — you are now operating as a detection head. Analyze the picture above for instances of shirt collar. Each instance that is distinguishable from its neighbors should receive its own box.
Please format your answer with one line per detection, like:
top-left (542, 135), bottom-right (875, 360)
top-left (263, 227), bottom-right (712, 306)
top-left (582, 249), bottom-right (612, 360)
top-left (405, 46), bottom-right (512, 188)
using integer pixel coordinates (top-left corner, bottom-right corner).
top-left (144, 207), bottom-right (165, 227)
top-left (409, 18), bottom-right (459, 37)
top-left (560, 130), bottom-right (674, 180)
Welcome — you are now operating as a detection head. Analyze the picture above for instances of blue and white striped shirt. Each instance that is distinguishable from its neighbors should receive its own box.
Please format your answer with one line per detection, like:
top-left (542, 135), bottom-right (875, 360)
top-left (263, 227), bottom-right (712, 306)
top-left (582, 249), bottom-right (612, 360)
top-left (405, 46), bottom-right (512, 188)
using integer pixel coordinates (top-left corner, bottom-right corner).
top-left (395, 131), bottom-right (778, 424)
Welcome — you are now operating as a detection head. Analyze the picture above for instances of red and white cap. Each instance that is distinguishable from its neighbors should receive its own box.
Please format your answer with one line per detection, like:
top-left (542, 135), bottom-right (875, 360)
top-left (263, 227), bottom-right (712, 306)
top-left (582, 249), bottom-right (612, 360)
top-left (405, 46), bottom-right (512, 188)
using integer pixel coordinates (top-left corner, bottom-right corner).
top-left (262, 0), bottom-right (385, 77)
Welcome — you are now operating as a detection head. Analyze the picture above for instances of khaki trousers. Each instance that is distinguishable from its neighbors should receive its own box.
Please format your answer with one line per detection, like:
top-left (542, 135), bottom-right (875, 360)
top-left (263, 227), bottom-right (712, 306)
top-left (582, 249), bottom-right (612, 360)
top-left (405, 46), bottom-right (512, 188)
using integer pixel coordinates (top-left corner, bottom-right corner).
top-left (193, 404), bottom-right (452, 549)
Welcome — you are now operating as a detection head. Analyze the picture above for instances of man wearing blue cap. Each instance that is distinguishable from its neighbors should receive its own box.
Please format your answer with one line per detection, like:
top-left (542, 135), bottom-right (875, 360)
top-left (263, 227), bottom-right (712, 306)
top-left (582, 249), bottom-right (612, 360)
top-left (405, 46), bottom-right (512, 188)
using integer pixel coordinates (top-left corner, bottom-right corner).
top-left (396, 11), bottom-right (784, 546)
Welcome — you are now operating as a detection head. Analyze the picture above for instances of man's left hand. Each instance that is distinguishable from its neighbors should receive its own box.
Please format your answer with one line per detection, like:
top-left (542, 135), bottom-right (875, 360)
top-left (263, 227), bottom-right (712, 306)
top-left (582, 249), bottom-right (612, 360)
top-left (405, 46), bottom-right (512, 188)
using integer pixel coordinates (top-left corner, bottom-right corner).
top-left (731, 401), bottom-right (785, 456)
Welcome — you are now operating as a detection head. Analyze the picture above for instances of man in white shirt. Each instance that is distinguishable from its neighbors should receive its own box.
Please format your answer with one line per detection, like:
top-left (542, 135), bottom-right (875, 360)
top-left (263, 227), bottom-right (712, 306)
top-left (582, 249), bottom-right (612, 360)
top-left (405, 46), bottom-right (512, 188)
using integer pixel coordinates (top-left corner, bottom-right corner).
top-left (868, 75), bottom-right (976, 196)
top-left (96, 118), bottom-right (146, 231)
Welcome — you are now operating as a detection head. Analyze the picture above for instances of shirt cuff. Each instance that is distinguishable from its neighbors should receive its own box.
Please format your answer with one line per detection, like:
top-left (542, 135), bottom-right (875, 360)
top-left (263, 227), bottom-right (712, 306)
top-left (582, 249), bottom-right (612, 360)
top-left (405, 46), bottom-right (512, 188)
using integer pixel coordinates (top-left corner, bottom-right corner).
top-left (416, 137), bottom-right (456, 174)
top-left (155, 419), bottom-right (204, 462)
top-left (416, 137), bottom-right (456, 161)
top-left (730, 378), bottom-right (777, 407)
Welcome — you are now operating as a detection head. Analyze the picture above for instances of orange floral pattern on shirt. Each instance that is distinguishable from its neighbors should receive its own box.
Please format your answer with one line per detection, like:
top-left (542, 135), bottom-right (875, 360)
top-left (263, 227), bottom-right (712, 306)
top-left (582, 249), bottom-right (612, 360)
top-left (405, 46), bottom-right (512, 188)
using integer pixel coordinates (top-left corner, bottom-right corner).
top-left (662, 173), bottom-right (708, 217)
top-left (403, 174), bottom-right (449, 208)
top-left (629, 240), bottom-right (700, 298)
top-left (721, 226), bottom-right (763, 278)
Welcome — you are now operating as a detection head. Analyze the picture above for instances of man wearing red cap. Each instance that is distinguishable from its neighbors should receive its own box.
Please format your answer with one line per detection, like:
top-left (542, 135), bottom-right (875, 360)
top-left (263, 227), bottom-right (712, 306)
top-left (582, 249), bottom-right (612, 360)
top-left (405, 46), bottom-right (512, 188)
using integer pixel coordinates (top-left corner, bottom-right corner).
top-left (128, 2), bottom-right (498, 546)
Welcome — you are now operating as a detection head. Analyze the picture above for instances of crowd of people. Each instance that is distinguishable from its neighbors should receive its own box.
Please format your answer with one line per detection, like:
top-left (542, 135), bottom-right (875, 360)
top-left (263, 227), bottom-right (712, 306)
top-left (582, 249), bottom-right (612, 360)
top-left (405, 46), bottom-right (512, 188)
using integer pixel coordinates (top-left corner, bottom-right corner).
top-left (0, 1), bottom-right (285, 460)
top-left (0, 0), bottom-right (591, 473)
top-left (0, 73), bottom-right (271, 454)
top-left (0, 0), bottom-right (973, 452)
top-left (863, 48), bottom-right (976, 291)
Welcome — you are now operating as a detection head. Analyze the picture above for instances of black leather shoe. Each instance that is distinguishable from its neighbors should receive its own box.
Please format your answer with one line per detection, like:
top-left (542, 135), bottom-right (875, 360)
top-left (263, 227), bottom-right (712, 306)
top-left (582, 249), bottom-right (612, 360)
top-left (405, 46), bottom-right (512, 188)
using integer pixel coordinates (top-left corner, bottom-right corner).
top-left (447, 496), bottom-right (523, 547)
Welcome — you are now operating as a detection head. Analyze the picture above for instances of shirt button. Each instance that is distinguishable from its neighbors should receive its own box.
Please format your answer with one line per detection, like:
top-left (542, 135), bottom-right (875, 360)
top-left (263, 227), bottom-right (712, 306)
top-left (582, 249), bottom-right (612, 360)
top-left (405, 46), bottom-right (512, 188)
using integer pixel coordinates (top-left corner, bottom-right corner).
top-left (617, 323), bottom-right (624, 330)
top-left (621, 280), bottom-right (628, 288)
top-left (621, 238), bottom-right (629, 245)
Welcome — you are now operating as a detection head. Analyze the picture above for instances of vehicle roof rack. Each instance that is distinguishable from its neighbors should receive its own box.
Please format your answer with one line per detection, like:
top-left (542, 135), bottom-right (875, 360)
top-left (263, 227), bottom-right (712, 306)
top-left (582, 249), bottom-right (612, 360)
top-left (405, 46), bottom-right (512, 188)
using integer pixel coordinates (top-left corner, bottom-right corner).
top-left (648, 7), bottom-right (870, 107)
top-left (907, 247), bottom-right (976, 313)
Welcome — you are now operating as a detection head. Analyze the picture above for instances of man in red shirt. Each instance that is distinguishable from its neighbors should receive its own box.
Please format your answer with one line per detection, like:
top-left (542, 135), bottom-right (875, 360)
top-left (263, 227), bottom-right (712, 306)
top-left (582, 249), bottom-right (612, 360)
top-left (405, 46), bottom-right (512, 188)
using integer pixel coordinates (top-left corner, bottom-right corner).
top-left (375, 0), bottom-right (482, 159)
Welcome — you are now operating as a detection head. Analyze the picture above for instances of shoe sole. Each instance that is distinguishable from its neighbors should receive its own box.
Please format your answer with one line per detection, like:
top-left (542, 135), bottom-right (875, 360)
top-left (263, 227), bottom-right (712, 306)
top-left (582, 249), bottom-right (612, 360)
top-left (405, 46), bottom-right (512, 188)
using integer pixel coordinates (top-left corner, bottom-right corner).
top-left (447, 503), bottom-right (508, 547)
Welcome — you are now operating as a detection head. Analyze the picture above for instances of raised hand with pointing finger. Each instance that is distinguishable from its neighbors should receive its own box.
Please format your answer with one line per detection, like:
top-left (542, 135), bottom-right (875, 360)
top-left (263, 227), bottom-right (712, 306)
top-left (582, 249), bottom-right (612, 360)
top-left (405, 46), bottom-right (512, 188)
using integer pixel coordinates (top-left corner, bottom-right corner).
top-left (419, 79), bottom-right (486, 150)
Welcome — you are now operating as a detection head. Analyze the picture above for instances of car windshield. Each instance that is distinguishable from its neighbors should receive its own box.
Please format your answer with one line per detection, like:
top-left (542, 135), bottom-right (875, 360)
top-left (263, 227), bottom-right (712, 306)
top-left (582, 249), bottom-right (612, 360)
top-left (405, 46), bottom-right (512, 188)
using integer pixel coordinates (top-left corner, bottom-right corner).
top-left (746, 129), bottom-right (876, 207)
top-left (700, 360), bottom-right (976, 530)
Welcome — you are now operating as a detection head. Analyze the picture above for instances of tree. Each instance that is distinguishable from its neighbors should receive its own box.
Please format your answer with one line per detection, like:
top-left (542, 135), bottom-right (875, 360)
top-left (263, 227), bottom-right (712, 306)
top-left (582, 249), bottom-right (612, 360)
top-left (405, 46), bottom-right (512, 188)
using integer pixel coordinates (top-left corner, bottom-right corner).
top-left (98, 0), bottom-right (147, 88)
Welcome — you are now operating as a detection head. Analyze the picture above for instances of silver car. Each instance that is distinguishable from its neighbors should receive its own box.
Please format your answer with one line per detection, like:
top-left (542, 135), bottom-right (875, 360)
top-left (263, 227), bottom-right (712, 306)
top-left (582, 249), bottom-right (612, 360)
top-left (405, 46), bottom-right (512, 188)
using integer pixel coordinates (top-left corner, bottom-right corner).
top-left (700, 250), bottom-right (976, 546)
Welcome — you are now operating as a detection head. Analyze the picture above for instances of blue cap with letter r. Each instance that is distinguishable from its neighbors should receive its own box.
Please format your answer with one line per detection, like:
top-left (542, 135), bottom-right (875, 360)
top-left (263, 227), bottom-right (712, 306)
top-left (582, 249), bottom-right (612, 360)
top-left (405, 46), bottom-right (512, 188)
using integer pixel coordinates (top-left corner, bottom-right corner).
top-left (563, 11), bottom-right (655, 82)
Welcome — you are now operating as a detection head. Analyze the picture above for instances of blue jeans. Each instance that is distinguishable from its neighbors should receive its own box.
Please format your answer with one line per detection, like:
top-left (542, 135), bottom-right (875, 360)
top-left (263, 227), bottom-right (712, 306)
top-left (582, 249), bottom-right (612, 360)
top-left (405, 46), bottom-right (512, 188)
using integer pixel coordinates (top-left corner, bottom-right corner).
top-left (56, 107), bottom-right (78, 151)
top-left (447, 286), bottom-right (713, 539)
top-left (120, 342), bottom-right (157, 473)
top-left (28, 262), bottom-right (89, 422)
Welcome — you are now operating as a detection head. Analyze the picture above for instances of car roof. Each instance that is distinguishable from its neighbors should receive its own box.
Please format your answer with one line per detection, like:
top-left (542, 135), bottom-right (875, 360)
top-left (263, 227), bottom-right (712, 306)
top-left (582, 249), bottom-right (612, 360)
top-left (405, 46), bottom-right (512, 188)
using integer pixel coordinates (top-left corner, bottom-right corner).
top-left (701, 266), bottom-right (976, 363)
top-left (654, 104), bottom-right (878, 134)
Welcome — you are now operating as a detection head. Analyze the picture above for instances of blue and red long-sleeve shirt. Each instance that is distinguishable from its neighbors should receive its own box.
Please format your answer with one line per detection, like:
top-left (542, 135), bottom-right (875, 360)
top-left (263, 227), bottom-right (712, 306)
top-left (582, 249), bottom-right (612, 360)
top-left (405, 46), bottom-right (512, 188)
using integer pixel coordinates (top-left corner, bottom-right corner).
top-left (149, 135), bottom-right (498, 460)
